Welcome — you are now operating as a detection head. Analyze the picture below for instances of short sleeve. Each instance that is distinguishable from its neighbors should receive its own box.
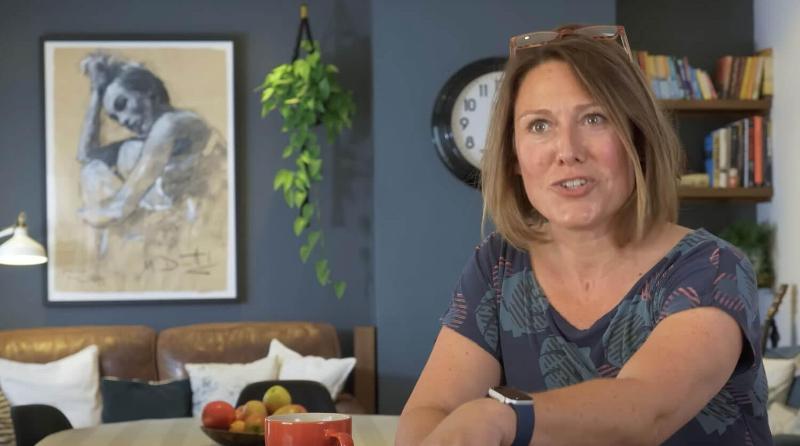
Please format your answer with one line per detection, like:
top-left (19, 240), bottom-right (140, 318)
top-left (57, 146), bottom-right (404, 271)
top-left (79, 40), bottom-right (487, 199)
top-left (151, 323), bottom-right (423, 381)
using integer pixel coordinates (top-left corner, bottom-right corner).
top-left (440, 234), bottom-right (503, 361)
top-left (654, 240), bottom-right (760, 373)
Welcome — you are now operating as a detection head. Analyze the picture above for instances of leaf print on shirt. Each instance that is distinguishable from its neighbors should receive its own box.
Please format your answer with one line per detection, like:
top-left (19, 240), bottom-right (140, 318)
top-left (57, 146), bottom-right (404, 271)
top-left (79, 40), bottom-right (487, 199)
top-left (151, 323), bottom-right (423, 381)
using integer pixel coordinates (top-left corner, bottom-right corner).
top-left (603, 294), bottom-right (653, 367)
top-left (539, 336), bottom-right (598, 389)
top-left (696, 387), bottom-right (740, 435)
top-left (499, 270), bottom-right (549, 337)
top-left (749, 365), bottom-right (768, 418)
top-left (475, 289), bottom-right (499, 352)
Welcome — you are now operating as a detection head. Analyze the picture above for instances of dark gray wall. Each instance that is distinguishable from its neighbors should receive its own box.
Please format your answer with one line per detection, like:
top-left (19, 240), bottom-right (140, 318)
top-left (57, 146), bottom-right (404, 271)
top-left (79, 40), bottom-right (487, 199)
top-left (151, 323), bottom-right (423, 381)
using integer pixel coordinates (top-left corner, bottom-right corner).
top-left (618, 0), bottom-right (757, 234)
top-left (0, 0), bottom-right (373, 352)
top-left (372, 0), bottom-right (615, 414)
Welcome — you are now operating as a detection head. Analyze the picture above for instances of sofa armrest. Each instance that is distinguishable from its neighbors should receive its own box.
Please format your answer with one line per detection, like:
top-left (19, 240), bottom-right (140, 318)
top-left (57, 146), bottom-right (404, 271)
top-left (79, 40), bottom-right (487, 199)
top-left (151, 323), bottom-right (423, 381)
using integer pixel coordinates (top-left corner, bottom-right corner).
top-left (335, 392), bottom-right (366, 414)
top-left (11, 404), bottom-right (72, 446)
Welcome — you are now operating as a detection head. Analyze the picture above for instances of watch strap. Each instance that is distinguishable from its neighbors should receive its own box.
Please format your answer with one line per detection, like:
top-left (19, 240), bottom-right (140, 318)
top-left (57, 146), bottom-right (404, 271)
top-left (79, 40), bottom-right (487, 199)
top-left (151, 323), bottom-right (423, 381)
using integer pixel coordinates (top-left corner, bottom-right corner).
top-left (510, 403), bottom-right (534, 446)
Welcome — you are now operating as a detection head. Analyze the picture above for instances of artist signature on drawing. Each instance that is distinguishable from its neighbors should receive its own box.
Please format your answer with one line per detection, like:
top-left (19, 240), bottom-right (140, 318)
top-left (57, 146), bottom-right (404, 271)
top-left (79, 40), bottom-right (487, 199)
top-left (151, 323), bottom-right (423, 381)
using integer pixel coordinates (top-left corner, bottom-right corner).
top-left (143, 247), bottom-right (217, 275)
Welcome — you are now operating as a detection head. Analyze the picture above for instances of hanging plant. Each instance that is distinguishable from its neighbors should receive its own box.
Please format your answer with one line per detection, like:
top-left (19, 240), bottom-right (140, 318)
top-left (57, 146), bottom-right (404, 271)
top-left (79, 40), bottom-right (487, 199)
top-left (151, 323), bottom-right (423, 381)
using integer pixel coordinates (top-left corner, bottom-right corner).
top-left (258, 6), bottom-right (355, 298)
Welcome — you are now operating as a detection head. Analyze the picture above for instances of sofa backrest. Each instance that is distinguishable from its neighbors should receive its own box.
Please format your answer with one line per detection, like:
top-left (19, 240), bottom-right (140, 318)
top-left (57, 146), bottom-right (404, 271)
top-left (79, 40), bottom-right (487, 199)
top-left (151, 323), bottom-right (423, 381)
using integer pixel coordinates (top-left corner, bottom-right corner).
top-left (156, 321), bottom-right (341, 380)
top-left (0, 325), bottom-right (157, 380)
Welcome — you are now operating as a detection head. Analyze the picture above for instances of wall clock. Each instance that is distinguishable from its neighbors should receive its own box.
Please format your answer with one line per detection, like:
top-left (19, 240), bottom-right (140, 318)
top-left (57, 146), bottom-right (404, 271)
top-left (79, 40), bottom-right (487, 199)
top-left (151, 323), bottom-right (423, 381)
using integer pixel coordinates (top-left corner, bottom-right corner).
top-left (431, 57), bottom-right (506, 187)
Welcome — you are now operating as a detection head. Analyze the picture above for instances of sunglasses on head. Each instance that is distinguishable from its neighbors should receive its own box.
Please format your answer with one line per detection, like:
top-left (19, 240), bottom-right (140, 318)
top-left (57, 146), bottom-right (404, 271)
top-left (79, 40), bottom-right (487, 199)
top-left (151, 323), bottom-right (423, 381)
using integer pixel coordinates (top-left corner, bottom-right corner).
top-left (508, 25), bottom-right (632, 60)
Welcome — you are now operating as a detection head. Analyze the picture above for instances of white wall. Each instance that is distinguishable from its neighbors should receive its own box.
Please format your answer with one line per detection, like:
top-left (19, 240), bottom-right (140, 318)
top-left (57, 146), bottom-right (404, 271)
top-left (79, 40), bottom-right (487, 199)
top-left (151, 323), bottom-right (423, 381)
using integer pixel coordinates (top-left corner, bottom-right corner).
top-left (755, 0), bottom-right (800, 346)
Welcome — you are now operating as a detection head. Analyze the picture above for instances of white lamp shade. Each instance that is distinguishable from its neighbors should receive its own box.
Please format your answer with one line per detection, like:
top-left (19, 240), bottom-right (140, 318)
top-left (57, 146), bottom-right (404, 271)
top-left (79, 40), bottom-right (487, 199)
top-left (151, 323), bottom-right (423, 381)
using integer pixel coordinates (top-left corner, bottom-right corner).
top-left (0, 226), bottom-right (47, 265)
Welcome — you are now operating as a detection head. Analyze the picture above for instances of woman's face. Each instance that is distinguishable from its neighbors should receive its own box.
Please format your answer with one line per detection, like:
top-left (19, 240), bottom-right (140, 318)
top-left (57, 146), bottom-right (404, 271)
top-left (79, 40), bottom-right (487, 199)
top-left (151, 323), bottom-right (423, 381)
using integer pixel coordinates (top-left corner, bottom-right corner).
top-left (513, 60), bottom-right (633, 234)
top-left (103, 80), bottom-right (156, 137)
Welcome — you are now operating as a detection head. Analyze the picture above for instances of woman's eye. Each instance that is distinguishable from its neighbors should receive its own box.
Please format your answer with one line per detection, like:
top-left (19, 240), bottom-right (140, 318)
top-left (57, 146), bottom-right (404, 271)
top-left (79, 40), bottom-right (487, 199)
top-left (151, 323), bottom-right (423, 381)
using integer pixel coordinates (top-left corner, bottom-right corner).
top-left (584, 113), bottom-right (606, 126)
top-left (528, 120), bottom-right (549, 133)
top-left (113, 96), bottom-right (128, 112)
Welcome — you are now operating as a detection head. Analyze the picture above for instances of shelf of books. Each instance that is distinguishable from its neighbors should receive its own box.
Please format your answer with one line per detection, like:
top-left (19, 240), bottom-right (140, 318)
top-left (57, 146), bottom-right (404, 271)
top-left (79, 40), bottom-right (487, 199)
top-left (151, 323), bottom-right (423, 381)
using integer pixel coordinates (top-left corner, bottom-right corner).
top-left (660, 99), bottom-right (771, 113)
top-left (678, 186), bottom-right (772, 202)
top-left (634, 49), bottom-right (774, 202)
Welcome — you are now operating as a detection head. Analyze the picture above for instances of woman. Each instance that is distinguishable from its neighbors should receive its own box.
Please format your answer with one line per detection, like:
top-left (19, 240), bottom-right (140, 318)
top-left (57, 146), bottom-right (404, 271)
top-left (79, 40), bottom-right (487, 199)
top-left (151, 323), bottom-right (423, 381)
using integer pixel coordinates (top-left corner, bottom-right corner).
top-left (77, 53), bottom-right (226, 229)
top-left (397, 26), bottom-right (769, 445)
top-left (76, 53), bottom-right (227, 254)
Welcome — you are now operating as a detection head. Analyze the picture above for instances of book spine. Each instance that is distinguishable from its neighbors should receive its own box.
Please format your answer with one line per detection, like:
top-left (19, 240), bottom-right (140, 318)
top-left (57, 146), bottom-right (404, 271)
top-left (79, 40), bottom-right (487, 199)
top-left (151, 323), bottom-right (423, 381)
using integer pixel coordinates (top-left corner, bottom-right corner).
top-left (704, 133), bottom-right (714, 186)
top-left (729, 57), bottom-right (743, 100)
top-left (765, 118), bottom-right (773, 186)
top-left (743, 117), bottom-right (750, 187)
top-left (754, 115), bottom-right (764, 186)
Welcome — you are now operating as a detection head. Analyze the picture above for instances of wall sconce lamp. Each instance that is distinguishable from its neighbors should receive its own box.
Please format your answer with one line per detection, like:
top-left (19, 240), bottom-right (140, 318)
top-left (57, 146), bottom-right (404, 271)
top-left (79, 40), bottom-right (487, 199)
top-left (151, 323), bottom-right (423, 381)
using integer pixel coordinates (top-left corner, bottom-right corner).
top-left (0, 212), bottom-right (47, 266)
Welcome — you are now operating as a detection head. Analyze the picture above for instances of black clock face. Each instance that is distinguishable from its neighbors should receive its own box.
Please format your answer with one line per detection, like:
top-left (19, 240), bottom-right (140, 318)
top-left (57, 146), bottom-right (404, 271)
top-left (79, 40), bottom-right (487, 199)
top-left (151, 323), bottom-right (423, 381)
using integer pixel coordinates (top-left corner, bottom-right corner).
top-left (432, 57), bottom-right (506, 187)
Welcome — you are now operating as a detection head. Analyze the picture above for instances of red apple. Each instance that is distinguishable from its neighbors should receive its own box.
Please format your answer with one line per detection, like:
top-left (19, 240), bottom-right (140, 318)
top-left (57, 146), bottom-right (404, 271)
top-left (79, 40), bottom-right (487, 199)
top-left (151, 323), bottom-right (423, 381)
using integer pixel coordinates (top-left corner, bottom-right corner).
top-left (201, 400), bottom-right (236, 429)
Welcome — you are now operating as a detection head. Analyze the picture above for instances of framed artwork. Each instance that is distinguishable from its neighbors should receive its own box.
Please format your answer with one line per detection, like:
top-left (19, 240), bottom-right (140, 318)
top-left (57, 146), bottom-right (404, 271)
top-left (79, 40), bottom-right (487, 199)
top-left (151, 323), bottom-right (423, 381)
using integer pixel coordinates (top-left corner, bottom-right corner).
top-left (43, 37), bottom-right (237, 303)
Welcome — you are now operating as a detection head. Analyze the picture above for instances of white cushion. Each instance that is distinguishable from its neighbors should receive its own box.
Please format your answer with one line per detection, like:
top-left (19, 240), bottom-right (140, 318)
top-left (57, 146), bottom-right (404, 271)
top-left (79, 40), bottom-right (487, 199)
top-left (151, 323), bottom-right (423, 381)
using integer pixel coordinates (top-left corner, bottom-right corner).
top-left (764, 357), bottom-right (796, 406)
top-left (769, 402), bottom-right (800, 435)
top-left (0, 345), bottom-right (101, 428)
top-left (267, 339), bottom-right (356, 400)
top-left (185, 354), bottom-right (279, 417)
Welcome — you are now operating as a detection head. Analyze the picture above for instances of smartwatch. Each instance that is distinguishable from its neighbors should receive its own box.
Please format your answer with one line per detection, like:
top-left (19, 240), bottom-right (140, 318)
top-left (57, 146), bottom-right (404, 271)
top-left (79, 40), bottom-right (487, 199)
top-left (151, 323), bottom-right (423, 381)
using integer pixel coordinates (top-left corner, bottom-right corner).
top-left (487, 386), bottom-right (534, 446)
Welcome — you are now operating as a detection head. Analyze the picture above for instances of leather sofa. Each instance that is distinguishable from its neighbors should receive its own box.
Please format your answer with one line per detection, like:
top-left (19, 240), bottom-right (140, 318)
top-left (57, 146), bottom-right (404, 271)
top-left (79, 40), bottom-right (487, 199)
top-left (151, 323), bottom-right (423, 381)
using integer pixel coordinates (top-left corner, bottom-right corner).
top-left (0, 321), bottom-right (375, 415)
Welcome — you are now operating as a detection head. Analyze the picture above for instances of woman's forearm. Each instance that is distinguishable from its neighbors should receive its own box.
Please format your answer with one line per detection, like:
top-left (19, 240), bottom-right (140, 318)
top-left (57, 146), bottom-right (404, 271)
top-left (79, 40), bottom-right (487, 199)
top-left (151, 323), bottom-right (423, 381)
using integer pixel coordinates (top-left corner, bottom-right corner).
top-left (395, 406), bottom-right (448, 446)
top-left (77, 90), bottom-right (102, 163)
top-left (530, 377), bottom-right (663, 446)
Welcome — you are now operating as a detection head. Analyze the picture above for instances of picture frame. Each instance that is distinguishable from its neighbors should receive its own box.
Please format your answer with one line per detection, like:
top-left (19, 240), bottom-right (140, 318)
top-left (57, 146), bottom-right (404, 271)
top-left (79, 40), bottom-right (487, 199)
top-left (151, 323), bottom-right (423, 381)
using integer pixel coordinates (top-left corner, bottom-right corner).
top-left (42, 36), bottom-right (237, 303)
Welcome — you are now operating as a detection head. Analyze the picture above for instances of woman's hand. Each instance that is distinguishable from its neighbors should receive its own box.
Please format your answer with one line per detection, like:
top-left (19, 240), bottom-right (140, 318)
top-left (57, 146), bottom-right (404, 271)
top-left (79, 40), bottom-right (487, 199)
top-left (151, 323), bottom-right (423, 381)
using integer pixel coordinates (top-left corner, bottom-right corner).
top-left (80, 53), bottom-right (120, 92)
top-left (420, 398), bottom-right (516, 446)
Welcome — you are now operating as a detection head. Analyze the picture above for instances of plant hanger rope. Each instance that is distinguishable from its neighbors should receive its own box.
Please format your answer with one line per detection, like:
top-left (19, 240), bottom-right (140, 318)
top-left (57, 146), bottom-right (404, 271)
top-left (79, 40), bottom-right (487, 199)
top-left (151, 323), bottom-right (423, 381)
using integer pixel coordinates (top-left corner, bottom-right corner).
top-left (292, 3), bottom-right (314, 62)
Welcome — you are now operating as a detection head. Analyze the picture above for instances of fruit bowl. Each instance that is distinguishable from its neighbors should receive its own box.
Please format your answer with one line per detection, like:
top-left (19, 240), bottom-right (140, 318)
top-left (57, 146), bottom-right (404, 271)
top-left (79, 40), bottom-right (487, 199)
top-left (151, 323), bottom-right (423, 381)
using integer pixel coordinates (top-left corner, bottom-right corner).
top-left (200, 427), bottom-right (264, 446)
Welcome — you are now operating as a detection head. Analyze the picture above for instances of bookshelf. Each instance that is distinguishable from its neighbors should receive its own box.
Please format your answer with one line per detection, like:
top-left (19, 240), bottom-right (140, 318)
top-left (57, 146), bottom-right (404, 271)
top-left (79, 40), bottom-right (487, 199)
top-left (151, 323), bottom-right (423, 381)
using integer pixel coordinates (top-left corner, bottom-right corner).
top-left (662, 99), bottom-right (771, 113)
top-left (658, 98), bottom-right (772, 202)
top-left (678, 186), bottom-right (772, 202)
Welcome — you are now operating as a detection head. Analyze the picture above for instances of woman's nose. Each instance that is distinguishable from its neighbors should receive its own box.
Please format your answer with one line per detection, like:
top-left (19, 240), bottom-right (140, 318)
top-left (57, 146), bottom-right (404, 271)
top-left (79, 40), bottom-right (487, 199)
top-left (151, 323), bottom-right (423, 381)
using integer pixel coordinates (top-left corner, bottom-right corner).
top-left (554, 126), bottom-right (586, 165)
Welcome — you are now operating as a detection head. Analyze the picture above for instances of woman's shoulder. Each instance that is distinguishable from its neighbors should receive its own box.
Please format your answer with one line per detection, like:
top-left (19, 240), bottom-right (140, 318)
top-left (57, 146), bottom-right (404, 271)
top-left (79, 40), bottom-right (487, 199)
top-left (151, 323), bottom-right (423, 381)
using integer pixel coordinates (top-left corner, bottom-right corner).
top-left (658, 227), bottom-right (755, 289)
top-left (667, 227), bottom-right (748, 265)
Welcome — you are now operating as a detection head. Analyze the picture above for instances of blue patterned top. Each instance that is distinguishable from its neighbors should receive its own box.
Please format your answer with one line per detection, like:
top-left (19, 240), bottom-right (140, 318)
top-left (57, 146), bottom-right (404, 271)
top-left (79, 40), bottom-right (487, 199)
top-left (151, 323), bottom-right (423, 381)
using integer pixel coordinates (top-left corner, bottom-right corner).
top-left (441, 229), bottom-right (771, 445)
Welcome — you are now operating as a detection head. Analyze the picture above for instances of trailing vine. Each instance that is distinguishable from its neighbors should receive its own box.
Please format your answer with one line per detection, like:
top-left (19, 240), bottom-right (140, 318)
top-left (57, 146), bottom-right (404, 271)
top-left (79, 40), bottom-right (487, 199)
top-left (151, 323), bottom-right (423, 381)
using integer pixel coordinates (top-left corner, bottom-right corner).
top-left (258, 38), bottom-right (355, 298)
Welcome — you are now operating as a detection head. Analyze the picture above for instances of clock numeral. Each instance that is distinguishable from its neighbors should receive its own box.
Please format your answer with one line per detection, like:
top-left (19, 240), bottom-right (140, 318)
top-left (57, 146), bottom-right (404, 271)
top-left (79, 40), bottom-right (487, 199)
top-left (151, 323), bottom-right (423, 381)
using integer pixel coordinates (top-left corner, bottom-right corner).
top-left (479, 84), bottom-right (488, 97)
top-left (459, 117), bottom-right (469, 130)
top-left (463, 98), bottom-right (476, 112)
top-left (465, 136), bottom-right (475, 149)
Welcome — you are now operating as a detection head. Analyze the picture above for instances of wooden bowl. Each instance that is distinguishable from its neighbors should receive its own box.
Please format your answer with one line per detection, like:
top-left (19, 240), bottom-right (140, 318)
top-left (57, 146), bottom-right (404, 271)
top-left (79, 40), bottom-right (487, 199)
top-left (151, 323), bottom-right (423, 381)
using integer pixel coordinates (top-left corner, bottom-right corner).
top-left (200, 427), bottom-right (264, 446)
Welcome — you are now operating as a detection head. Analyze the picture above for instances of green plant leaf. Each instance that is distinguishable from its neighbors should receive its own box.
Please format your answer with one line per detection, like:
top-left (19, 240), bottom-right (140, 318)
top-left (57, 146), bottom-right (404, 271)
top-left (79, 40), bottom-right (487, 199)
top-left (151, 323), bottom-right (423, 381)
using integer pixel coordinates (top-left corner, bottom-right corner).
top-left (285, 97), bottom-right (300, 105)
top-left (319, 78), bottom-right (330, 99)
top-left (315, 259), bottom-right (330, 285)
top-left (301, 203), bottom-right (315, 219)
top-left (295, 59), bottom-right (311, 81)
top-left (299, 243), bottom-right (312, 263)
top-left (293, 189), bottom-right (308, 208)
top-left (261, 87), bottom-right (275, 103)
top-left (307, 230), bottom-right (321, 250)
top-left (333, 281), bottom-right (346, 299)
top-left (308, 159), bottom-right (322, 177)
top-left (273, 169), bottom-right (294, 191)
top-left (293, 215), bottom-right (308, 237)
top-left (282, 145), bottom-right (294, 159)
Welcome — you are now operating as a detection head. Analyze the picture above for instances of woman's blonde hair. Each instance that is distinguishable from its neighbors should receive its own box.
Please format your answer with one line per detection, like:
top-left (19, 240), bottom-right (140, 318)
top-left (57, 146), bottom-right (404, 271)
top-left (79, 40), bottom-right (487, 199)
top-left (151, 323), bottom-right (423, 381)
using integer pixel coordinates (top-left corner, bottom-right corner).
top-left (481, 35), bottom-right (683, 249)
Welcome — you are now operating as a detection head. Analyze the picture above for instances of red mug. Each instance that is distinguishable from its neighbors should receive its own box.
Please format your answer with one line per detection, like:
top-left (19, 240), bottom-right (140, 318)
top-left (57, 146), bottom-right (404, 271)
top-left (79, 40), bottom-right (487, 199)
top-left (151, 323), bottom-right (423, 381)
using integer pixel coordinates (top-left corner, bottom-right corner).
top-left (265, 413), bottom-right (353, 446)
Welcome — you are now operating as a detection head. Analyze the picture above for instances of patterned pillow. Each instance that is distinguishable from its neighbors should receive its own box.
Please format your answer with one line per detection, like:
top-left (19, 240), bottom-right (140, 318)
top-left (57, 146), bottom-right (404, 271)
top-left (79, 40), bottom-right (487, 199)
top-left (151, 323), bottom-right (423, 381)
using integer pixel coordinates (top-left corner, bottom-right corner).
top-left (185, 355), bottom-right (279, 417)
top-left (0, 386), bottom-right (15, 446)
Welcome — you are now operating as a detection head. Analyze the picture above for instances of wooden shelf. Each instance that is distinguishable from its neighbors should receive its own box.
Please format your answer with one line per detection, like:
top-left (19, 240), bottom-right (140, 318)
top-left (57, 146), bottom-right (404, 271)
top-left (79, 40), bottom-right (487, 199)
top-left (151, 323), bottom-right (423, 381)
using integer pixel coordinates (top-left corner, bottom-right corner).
top-left (678, 186), bottom-right (772, 201)
top-left (660, 99), bottom-right (771, 113)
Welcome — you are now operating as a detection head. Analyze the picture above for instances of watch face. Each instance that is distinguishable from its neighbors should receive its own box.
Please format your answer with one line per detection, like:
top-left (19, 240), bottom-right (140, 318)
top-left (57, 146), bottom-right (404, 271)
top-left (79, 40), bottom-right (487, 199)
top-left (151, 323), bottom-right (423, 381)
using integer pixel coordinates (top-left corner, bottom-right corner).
top-left (432, 57), bottom-right (506, 187)
top-left (450, 70), bottom-right (504, 169)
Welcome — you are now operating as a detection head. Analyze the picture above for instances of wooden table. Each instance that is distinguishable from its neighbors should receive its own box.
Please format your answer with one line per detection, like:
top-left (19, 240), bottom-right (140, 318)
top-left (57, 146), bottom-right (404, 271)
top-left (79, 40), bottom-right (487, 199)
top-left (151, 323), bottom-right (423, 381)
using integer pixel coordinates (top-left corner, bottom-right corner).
top-left (37, 414), bottom-right (399, 446)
